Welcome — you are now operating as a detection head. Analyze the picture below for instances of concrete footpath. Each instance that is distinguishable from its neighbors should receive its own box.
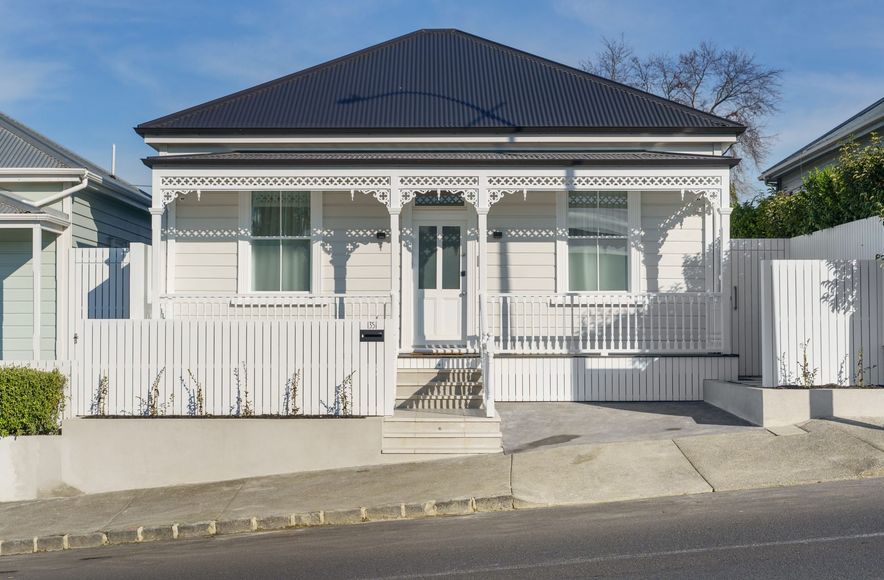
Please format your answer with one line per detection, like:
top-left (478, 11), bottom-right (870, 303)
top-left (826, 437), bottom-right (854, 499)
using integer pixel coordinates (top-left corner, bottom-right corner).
top-left (3, 417), bottom-right (884, 556)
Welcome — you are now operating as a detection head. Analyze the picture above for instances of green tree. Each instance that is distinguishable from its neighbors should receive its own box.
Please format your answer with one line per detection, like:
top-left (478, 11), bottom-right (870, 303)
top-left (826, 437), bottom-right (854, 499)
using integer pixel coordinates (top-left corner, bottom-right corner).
top-left (732, 134), bottom-right (883, 238)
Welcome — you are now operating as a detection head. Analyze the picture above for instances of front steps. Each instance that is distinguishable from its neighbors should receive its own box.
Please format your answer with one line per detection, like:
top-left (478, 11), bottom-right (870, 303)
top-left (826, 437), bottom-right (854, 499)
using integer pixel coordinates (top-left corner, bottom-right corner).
top-left (395, 368), bottom-right (484, 410)
top-left (382, 355), bottom-right (502, 455)
top-left (382, 410), bottom-right (503, 454)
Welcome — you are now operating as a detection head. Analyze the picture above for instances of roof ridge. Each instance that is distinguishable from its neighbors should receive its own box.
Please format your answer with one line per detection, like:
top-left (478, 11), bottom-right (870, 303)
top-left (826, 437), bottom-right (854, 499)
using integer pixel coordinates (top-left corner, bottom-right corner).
top-left (443, 30), bottom-right (741, 129)
top-left (0, 112), bottom-right (141, 191)
top-left (137, 29), bottom-right (434, 131)
top-left (136, 29), bottom-right (747, 134)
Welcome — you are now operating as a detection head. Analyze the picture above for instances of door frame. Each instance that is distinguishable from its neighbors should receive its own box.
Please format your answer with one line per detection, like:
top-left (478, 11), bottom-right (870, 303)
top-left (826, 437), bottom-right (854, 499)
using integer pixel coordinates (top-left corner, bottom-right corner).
top-left (401, 206), bottom-right (476, 351)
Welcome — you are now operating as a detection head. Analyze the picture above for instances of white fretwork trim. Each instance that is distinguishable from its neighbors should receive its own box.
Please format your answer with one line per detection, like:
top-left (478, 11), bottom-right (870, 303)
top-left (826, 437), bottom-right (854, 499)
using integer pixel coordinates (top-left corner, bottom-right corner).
top-left (159, 175), bottom-right (392, 206)
top-left (488, 189), bottom-right (524, 205)
top-left (399, 175), bottom-right (479, 188)
top-left (400, 189), bottom-right (479, 206)
top-left (487, 175), bottom-right (722, 189)
top-left (357, 189), bottom-right (391, 205)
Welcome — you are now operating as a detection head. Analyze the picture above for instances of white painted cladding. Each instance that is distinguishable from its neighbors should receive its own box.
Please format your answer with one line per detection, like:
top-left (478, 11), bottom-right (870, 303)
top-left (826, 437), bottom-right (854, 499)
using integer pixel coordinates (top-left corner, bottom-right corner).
top-left (320, 192), bottom-right (391, 293)
top-left (173, 191), bottom-right (239, 293)
top-left (641, 191), bottom-right (708, 293)
top-left (171, 189), bottom-right (717, 297)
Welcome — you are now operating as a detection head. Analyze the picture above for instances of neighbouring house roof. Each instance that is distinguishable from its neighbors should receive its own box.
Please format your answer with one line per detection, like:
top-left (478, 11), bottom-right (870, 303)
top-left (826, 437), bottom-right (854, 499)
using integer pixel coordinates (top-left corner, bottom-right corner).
top-left (760, 97), bottom-right (884, 183)
top-left (136, 29), bottom-right (745, 136)
top-left (0, 112), bottom-right (147, 203)
top-left (145, 150), bottom-right (740, 168)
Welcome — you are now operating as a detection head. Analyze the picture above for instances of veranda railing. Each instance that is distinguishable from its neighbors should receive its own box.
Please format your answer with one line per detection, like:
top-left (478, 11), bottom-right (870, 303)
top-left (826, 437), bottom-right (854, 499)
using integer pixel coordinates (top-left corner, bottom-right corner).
top-left (487, 292), bottom-right (722, 354)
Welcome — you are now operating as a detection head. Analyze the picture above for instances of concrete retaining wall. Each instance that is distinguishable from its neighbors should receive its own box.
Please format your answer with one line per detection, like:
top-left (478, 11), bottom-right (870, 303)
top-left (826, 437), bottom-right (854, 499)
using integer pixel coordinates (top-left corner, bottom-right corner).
top-left (0, 436), bottom-right (65, 502)
top-left (704, 379), bottom-right (884, 427)
top-left (1, 418), bottom-right (455, 499)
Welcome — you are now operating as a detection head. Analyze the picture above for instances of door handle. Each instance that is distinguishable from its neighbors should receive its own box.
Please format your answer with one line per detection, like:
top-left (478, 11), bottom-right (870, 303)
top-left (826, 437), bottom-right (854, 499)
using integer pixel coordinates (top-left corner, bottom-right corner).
top-left (460, 270), bottom-right (466, 277)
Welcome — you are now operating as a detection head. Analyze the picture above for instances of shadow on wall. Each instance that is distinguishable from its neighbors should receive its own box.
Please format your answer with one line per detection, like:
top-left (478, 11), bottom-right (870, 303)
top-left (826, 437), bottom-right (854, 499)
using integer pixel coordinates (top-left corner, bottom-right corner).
top-left (85, 252), bottom-right (130, 319)
top-left (817, 259), bottom-right (883, 385)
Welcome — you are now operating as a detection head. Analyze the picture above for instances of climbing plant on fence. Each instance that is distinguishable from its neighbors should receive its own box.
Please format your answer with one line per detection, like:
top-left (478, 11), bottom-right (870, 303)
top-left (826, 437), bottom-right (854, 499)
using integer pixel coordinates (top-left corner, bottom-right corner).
top-left (733, 133), bottom-right (884, 238)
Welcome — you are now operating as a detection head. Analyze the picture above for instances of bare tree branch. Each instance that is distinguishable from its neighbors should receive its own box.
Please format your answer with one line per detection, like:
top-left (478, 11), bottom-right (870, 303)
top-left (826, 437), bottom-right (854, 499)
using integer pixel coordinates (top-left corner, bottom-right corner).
top-left (580, 36), bottom-right (783, 193)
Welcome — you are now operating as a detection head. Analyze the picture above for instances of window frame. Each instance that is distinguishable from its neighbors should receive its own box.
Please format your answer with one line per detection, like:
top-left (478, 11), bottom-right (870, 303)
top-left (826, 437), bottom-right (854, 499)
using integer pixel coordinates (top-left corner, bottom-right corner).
top-left (238, 191), bottom-right (320, 295)
top-left (561, 190), bottom-right (636, 294)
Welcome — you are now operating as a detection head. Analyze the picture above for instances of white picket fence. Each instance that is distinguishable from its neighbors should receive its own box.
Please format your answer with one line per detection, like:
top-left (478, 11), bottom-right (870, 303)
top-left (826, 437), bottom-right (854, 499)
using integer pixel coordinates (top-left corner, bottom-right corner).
top-left (789, 216), bottom-right (884, 260)
top-left (760, 260), bottom-right (884, 387)
top-left (67, 318), bottom-right (392, 417)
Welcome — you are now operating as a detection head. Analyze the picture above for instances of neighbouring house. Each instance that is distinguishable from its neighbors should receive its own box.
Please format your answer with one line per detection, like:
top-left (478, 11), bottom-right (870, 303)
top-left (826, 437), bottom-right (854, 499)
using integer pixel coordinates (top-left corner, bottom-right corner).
top-left (0, 113), bottom-right (151, 361)
top-left (128, 28), bottom-right (742, 450)
top-left (760, 97), bottom-right (884, 193)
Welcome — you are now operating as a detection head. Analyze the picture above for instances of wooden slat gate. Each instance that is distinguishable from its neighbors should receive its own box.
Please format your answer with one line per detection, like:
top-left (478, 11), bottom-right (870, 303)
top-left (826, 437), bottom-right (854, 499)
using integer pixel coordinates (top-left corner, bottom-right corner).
top-left (729, 239), bottom-right (789, 376)
top-left (70, 247), bottom-right (131, 321)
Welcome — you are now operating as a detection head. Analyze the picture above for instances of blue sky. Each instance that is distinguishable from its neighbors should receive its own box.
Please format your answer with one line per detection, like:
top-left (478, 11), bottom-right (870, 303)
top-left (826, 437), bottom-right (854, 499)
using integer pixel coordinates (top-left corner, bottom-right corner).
top-left (1, 0), bottom-right (882, 195)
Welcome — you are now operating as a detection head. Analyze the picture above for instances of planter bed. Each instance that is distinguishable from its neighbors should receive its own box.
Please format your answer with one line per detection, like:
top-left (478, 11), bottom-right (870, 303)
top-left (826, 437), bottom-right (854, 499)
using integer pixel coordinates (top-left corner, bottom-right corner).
top-left (775, 385), bottom-right (884, 390)
top-left (80, 414), bottom-right (366, 419)
top-left (704, 379), bottom-right (884, 427)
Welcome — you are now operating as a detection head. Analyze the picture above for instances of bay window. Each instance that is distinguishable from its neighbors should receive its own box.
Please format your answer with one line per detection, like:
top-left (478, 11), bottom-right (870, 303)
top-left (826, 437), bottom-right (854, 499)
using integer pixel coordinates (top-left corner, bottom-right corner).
top-left (251, 191), bottom-right (311, 292)
top-left (568, 191), bottom-right (629, 291)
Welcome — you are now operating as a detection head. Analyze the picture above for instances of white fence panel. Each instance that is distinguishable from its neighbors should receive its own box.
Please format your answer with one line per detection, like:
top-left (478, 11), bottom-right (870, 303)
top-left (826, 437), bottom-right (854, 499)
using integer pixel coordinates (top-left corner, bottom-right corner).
top-left (68, 319), bottom-right (391, 417)
top-left (70, 248), bottom-right (130, 320)
top-left (761, 259), bottom-right (883, 387)
top-left (729, 239), bottom-right (789, 376)
top-left (493, 355), bottom-right (738, 401)
top-left (789, 217), bottom-right (884, 260)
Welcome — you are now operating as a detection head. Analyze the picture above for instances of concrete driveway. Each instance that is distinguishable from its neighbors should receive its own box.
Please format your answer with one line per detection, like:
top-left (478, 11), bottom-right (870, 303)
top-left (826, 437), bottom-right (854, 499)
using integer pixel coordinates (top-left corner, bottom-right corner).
top-left (497, 401), bottom-right (761, 453)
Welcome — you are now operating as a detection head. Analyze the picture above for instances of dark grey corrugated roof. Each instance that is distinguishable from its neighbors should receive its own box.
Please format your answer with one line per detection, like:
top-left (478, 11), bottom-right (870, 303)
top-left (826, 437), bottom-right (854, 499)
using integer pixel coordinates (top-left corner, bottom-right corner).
top-left (144, 150), bottom-right (740, 168)
top-left (0, 115), bottom-right (68, 169)
top-left (0, 112), bottom-right (143, 196)
top-left (137, 29), bottom-right (745, 135)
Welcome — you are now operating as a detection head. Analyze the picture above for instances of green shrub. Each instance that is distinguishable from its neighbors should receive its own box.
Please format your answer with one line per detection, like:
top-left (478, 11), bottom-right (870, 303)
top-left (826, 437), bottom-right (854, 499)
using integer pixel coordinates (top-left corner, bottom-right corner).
top-left (0, 367), bottom-right (66, 437)
top-left (734, 133), bottom-right (884, 238)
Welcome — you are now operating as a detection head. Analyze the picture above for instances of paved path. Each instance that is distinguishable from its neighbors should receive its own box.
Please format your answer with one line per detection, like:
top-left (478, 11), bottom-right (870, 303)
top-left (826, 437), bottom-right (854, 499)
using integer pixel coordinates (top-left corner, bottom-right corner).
top-left (3, 417), bottom-right (884, 553)
top-left (497, 401), bottom-right (760, 453)
top-left (7, 477), bottom-right (884, 579)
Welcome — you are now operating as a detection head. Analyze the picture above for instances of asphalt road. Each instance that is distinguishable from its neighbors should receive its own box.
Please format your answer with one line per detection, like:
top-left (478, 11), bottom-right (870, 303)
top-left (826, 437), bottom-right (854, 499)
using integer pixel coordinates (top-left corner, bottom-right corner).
top-left (5, 478), bottom-right (884, 579)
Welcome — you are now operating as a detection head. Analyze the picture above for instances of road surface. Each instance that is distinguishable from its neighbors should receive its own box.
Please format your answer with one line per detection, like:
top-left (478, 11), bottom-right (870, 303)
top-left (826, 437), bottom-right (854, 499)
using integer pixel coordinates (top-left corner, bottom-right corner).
top-left (4, 478), bottom-right (884, 579)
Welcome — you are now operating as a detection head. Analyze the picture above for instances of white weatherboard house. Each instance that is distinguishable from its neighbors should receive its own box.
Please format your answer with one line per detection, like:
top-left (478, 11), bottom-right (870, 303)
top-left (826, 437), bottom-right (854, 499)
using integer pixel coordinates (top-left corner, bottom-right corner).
top-left (0, 113), bottom-right (150, 361)
top-left (129, 29), bottom-right (742, 453)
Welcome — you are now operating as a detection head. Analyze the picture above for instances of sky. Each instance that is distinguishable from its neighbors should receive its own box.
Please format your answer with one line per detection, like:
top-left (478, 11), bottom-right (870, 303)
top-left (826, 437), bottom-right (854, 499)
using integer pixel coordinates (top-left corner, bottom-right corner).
top-left (1, 0), bottom-right (882, 196)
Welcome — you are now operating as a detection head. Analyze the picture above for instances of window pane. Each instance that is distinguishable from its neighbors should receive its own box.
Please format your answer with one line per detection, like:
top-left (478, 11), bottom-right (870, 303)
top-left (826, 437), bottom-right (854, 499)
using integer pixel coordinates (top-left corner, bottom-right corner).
top-left (252, 192), bottom-right (280, 236)
top-left (441, 226), bottom-right (461, 290)
top-left (567, 192), bottom-right (598, 237)
top-left (281, 191), bottom-right (310, 237)
top-left (252, 240), bottom-right (280, 291)
top-left (597, 192), bottom-right (628, 237)
top-left (598, 239), bottom-right (628, 291)
top-left (281, 240), bottom-right (311, 292)
top-left (569, 240), bottom-right (598, 291)
top-left (418, 226), bottom-right (437, 290)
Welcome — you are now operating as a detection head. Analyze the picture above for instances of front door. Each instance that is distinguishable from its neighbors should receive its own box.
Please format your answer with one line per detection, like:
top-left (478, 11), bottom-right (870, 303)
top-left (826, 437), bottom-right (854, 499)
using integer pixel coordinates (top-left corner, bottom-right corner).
top-left (414, 222), bottom-right (466, 345)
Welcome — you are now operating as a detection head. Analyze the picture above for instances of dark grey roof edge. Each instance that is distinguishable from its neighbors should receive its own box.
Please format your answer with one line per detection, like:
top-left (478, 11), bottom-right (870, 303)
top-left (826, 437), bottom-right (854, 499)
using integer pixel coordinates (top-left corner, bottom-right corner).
top-left (143, 150), bottom-right (741, 168)
top-left (0, 112), bottom-right (148, 202)
top-left (135, 29), bottom-right (746, 135)
top-left (759, 96), bottom-right (884, 180)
